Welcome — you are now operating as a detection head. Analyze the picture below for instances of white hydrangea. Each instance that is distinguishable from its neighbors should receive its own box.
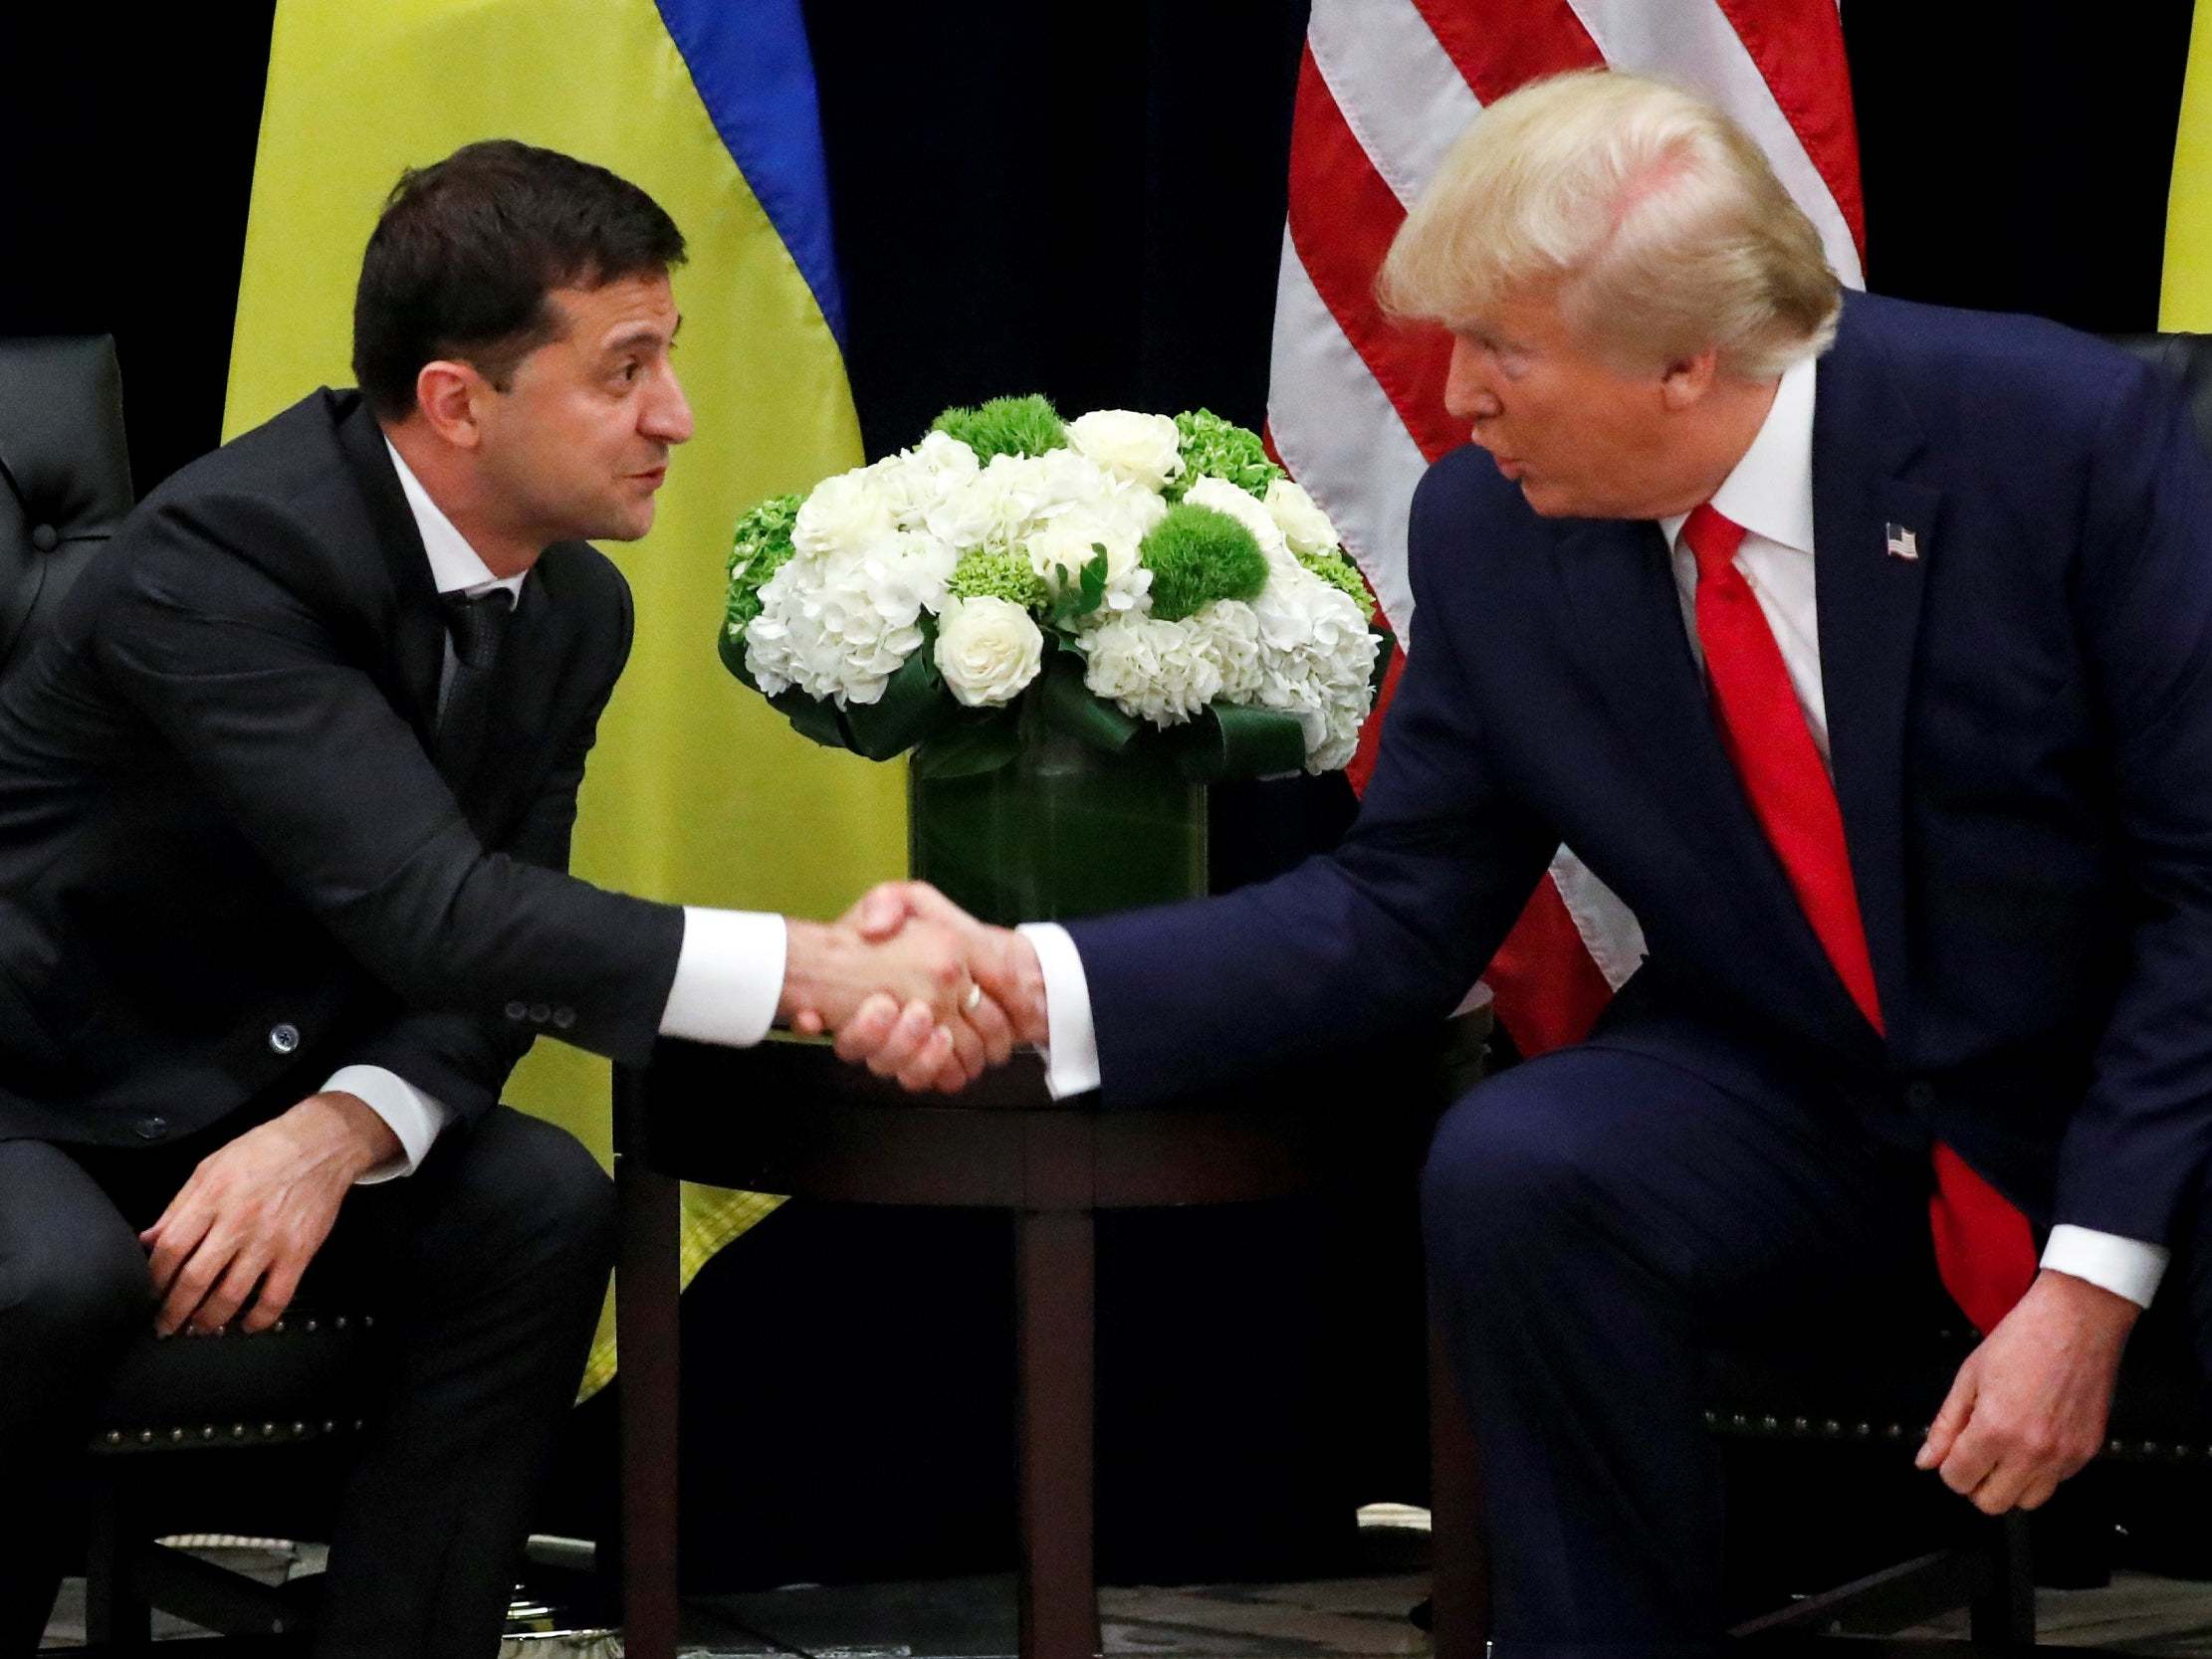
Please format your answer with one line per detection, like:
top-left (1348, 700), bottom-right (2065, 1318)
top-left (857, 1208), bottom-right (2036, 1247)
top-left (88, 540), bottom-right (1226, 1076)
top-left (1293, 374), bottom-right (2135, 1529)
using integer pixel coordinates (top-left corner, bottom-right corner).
top-left (1066, 409), bottom-right (1185, 493)
top-left (1181, 474), bottom-right (1295, 573)
top-left (746, 528), bottom-right (956, 707)
top-left (1081, 613), bottom-right (1223, 728)
top-left (1247, 568), bottom-right (1380, 771)
top-left (921, 451), bottom-right (1073, 551)
top-left (1186, 599), bottom-right (1262, 704)
top-left (864, 432), bottom-right (980, 531)
top-left (1263, 478), bottom-right (1342, 558)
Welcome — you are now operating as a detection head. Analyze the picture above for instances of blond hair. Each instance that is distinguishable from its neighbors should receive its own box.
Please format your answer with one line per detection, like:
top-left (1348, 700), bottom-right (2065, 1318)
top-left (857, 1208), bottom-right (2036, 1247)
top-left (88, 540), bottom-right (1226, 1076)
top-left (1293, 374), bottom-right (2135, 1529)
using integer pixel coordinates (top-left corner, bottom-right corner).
top-left (1376, 69), bottom-right (1841, 379)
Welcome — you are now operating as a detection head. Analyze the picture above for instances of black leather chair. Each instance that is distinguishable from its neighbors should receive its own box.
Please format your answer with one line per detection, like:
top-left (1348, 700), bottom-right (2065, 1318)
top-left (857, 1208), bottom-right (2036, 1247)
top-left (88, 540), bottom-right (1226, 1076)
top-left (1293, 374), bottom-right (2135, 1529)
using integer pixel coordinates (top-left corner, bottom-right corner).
top-left (3, 336), bottom-right (389, 1654)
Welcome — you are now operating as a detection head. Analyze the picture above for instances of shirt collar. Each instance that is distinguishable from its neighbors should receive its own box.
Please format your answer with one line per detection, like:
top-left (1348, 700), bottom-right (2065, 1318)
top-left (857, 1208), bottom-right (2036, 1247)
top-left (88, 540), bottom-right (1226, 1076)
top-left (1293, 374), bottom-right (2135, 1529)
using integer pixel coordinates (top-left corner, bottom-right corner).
top-left (1659, 352), bottom-right (1818, 555)
top-left (383, 438), bottom-right (527, 601)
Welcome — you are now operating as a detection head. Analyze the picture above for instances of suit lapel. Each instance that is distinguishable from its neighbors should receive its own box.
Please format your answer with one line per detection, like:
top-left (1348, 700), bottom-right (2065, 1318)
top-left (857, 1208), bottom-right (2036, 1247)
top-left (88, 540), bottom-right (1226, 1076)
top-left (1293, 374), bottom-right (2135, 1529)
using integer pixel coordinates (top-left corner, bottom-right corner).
top-left (1552, 516), bottom-right (1758, 867)
top-left (1551, 502), bottom-right (1886, 1065)
top-left (332, 395), bottom-right (447, 737)
top-left (1812, 306), bottom-right (1941, 1052)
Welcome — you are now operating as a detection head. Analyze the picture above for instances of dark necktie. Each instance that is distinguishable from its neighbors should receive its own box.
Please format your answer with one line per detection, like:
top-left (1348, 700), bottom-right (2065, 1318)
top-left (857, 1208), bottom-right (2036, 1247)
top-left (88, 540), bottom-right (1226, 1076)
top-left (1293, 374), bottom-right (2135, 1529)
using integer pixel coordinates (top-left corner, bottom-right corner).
top-left (437, 587), bottom-right (515, 784)
top-left (1683, 503), bottom-right (2037, 1335)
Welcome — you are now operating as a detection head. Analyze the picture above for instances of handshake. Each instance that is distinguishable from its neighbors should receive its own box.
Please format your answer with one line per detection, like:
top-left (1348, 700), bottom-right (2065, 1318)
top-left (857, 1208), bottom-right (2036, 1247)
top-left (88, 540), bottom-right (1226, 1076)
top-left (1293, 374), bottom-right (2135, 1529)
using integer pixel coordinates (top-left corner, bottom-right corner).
top-left (774, 882), bottom-right (1048, 1093)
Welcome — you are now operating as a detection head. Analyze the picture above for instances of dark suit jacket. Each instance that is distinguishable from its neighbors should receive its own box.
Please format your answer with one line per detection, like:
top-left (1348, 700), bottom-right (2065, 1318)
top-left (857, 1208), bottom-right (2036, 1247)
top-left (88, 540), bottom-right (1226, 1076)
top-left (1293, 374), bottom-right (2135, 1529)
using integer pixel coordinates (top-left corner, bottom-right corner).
top-left (0, 388), bottom-right (684, 1147)
top-left (1069, 291), bottom-right (2212, 1251)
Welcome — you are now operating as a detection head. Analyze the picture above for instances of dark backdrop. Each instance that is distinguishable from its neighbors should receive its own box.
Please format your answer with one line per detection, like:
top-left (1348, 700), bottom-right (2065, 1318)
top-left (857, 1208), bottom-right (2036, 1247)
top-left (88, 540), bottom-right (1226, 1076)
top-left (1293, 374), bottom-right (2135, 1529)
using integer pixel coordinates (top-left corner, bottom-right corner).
top-left (1, 0), bottom-right (2200, 1593)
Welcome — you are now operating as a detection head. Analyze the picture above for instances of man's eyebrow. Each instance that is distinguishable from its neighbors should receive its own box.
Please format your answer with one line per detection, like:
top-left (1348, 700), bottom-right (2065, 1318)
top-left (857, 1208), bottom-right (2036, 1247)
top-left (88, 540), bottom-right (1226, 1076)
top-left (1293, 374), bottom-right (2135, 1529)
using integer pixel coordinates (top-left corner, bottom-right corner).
top-left (603, 314), bottom-right (681, 354)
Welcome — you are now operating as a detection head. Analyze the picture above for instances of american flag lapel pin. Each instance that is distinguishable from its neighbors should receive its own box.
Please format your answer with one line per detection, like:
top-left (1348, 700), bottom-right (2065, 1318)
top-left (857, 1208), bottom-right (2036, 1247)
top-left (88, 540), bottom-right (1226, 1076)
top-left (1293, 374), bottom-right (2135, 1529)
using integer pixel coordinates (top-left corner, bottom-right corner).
top-left (1883, 522), bottom-right (1920, 561)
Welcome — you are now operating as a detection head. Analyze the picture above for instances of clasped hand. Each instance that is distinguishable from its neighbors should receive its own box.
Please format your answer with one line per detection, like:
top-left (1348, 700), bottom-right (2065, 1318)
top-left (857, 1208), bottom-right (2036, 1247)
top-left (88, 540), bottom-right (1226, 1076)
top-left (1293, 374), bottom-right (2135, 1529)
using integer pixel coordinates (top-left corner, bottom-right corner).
top-left (782, 884), bottom-right (1045, 1093)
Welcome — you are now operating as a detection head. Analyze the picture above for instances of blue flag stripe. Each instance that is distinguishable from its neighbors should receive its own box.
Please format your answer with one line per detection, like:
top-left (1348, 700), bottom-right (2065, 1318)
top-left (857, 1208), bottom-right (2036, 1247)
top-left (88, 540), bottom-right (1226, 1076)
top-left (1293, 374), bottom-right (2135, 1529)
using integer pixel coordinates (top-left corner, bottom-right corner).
top-left (653, 0), bottom-right (848, 349)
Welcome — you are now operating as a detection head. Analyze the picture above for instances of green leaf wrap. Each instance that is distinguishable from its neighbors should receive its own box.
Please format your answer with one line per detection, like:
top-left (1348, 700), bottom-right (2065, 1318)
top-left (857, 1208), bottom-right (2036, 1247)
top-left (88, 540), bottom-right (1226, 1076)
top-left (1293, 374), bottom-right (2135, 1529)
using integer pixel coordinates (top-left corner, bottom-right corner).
top-left (1172, 703), bottom-right (1309, 781)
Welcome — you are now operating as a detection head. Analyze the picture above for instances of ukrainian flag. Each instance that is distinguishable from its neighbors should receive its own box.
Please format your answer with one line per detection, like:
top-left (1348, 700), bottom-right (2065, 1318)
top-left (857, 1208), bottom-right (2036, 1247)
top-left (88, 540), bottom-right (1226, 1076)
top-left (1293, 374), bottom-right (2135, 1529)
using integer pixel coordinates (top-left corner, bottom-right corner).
top-left (2165, 2), bottom-right (2212, 326)
top-left (225, 0), bottom-right (905, 1395)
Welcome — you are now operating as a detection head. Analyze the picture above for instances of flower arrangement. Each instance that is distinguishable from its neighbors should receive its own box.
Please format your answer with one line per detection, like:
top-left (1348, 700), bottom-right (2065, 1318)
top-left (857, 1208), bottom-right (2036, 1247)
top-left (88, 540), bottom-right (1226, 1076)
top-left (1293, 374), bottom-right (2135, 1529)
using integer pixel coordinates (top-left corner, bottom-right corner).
top-left (720, 395), bottom-right (1385, 781)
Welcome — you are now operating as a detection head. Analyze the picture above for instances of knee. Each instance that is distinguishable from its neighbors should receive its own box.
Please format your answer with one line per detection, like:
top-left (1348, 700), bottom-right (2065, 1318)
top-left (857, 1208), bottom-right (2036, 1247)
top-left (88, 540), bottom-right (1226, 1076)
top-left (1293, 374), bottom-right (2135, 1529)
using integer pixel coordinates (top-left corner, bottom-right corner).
top-left (0, 1229), bottom-right (149, 1371)
top-left (497, 1118), bottom-right (617, 1279)
top-left (1420, 1060), bottom-right (1609, 1264)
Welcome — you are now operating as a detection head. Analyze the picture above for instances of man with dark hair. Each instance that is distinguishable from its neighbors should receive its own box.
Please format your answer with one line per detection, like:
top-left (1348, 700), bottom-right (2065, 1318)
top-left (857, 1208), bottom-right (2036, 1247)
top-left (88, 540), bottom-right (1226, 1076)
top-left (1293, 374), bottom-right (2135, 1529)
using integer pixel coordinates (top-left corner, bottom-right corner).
top-left (0, 139), bottom-right (995, 1657)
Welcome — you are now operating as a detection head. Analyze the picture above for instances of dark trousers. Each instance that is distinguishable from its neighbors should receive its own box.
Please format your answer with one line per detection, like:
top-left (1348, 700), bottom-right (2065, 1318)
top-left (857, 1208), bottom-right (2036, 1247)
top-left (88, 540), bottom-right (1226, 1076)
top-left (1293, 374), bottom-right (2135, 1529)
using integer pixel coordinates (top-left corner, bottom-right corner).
top-left (1420, 1039), bottom-right (2212, 1659)
top-left (0, 1103), bottom-right (615, 1658)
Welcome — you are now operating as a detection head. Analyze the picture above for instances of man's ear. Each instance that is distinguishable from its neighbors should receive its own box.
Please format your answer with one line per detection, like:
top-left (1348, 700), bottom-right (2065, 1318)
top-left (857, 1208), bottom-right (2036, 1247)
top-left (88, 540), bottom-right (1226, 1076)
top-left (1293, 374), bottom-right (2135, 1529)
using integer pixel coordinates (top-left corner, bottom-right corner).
top-left (413, 359), bottom-right (487, 450)
top-left (1659, 345), bottom-right (1721, 411)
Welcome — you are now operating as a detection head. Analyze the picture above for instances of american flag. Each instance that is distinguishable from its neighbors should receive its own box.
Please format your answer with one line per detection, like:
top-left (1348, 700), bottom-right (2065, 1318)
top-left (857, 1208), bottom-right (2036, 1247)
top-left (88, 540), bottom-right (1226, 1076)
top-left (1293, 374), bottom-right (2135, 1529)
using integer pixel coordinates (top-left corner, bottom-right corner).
top-left (1270, 0), bottom-right (1867, 1056)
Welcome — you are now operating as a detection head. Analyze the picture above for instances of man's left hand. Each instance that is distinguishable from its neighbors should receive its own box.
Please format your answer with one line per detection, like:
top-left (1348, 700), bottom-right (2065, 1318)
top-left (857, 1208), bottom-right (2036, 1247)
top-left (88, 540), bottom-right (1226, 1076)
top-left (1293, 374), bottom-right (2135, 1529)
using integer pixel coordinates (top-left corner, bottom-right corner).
top-left (1915, 1268), bottom-right (2139, 1514)
top-left (139, 1092), bottom-right (400, 1337)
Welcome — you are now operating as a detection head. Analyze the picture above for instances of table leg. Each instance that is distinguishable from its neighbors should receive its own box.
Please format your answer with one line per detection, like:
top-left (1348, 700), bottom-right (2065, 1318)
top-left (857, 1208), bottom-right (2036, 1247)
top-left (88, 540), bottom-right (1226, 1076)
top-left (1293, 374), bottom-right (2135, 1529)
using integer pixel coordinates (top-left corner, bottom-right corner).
top-left (1428, 1318), bottom-right (1489, 1659)
top-left (1014, 1209), bottom-right (1099, 1659)
top-left (617, 1151), bottom-right (683, 1659)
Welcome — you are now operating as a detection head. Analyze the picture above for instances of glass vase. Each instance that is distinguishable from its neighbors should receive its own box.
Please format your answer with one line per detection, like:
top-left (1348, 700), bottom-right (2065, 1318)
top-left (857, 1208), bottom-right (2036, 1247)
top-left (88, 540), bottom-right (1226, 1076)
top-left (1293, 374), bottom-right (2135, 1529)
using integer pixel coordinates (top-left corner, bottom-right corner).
top-left (907, 697), bottom-right (1206, 928)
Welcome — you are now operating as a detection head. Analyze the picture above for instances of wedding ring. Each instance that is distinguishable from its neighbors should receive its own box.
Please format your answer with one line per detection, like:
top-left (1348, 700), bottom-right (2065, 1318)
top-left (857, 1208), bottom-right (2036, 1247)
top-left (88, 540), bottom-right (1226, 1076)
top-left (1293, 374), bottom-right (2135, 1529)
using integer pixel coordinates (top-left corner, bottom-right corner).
top-left (963, 981), bottom-right (983, 1012)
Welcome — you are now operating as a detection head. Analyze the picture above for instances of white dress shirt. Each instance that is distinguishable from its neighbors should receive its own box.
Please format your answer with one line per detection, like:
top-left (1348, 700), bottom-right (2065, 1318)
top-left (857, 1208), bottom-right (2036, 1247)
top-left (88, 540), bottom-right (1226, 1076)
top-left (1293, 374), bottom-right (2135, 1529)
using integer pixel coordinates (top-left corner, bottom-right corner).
top-left (1028, 361), bottom-right (2168, 1310)
top-left (336, 444), bottom-right (786, 1181)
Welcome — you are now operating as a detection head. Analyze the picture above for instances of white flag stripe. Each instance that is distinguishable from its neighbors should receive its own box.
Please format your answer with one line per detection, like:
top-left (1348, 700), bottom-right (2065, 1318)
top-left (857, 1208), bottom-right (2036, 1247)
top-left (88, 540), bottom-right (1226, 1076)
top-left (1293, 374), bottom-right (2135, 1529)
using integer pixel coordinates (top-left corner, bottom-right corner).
top-left (1307, 0), bottom-right (1484, 208)
top-left (1549, 846), bottom-right (1648, 990)
top-left (1565, 0), bottom-right (1865, 287)
top-left (1267, 227), bottom-right (1428, 641)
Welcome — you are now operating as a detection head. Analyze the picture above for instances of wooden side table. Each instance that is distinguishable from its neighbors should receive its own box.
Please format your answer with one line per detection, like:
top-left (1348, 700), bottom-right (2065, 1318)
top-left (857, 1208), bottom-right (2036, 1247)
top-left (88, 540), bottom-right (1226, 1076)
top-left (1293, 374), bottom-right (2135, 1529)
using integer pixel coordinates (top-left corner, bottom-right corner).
top-left (611, 1033), bottom-right (1386, 1659)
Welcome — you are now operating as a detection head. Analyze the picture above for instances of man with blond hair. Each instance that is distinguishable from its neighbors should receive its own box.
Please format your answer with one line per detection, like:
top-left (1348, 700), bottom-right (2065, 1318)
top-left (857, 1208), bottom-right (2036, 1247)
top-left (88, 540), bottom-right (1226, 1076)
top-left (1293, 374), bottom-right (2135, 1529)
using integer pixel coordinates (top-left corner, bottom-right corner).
top-left (843, 68), bottom-right (2212, 1652)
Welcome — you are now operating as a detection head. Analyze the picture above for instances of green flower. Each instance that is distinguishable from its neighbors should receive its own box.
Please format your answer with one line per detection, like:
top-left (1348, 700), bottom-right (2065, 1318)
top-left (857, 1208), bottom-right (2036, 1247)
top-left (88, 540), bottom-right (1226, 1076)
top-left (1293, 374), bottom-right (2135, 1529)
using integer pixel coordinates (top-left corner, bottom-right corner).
top-left (945, 548), bottom-right (1050, 611)
top-left (724, 493), bottom-right (802, 639)
top-left (1140, 503), bottom-right (1268, 622)
top-left (1167, 408), bottom-right (1284, 503)
top-left (1296, 549), bottom-right (1375, 616)
top-left (930, 393), bottom-right (1069, 462)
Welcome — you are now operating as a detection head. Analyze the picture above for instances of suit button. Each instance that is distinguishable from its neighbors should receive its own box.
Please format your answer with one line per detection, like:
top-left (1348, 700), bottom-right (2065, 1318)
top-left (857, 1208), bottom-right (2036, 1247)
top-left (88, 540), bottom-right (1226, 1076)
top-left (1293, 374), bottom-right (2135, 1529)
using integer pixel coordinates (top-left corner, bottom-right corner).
top-left (552, 1007), bottom-right (575, 1030)
top-left (134, 1115), bottom-right (168, 1141)
top-left (506, 1001), bottom-right (528, 1021)
top-left (268, 1023), bottom-right (301, 1055)
top-left (1904, 1081), bottom-right (1936, 1113)
top-left (528, 1003), bottom-right (552, 1024)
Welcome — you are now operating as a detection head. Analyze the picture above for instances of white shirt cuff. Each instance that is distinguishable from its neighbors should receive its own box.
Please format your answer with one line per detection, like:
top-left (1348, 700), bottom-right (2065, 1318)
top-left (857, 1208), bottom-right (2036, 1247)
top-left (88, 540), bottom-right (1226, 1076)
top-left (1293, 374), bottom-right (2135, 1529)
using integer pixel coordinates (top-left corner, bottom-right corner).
top-left (2041, 1223), bottom-right (2169, 1310)
top-left (325, 1064), bottom-right (452, 1183)
top-left (1017, 922), bottom-right (1100, 1100)
top-left (658, 908), bottom-right (786, 1047)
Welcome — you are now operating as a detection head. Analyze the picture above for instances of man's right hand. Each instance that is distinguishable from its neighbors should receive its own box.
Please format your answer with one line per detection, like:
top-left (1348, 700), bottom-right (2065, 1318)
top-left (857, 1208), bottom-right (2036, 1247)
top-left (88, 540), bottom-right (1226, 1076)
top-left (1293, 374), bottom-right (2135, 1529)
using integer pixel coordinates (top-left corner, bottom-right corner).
top-left (820, 882), bottom-right (1048, 1090)
top-left (777, 915), bottom-right (1016, 1092)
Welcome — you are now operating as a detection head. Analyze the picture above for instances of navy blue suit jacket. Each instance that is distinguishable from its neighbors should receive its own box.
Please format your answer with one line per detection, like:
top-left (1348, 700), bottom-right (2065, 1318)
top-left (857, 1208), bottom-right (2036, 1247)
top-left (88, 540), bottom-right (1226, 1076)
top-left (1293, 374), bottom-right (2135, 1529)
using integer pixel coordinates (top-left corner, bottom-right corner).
top-left (1068, 291), bottom-right (2212, 1251)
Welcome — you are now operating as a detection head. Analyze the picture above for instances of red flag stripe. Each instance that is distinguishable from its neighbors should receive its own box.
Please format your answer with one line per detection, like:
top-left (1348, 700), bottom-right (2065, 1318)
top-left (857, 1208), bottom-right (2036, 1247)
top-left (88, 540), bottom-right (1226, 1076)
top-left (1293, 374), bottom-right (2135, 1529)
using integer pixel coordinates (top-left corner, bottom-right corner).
top-left (1286, 47), bottom-right (1462, 463)
top-left (1710, 0), bottom-right (1866, 257)
top-left (1345, 628), bottom-right (1404, 799)
top-left (1481, 868), bottom-right (1617, 1055)
top-left (1408, 0), bottom-right (1604, 105)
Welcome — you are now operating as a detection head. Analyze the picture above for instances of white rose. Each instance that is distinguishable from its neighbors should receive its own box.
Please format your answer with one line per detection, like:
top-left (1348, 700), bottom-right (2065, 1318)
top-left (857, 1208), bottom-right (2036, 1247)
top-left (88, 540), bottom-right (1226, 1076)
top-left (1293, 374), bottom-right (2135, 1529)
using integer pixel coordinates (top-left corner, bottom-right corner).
top-left (791, 468), bottom-right (894, 559)
top-left (1066, 409), bottom-right (1185, 493)
top-left (1264, 478), bottom-right (1342, 558)
top-left (1024, 515), bottom-right (1154, 619)
top-left (934, 596), bottom-right (1045, 707)
top-left (1081, 613), bottom-right (1222, 727)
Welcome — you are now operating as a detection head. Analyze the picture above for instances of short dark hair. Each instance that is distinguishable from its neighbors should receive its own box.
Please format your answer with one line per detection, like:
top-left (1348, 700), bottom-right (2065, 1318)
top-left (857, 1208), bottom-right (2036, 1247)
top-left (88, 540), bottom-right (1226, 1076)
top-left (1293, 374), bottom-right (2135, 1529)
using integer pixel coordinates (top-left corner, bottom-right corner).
top-left (352, 139), bottom-right (687, 419)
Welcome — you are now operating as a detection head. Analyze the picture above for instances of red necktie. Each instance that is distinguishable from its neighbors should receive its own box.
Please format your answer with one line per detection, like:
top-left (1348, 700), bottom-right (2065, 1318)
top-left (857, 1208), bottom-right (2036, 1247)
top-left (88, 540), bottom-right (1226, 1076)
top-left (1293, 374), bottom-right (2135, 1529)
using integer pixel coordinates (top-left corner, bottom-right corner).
top-left (1683, 504), bottom-right (2037, 1336)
